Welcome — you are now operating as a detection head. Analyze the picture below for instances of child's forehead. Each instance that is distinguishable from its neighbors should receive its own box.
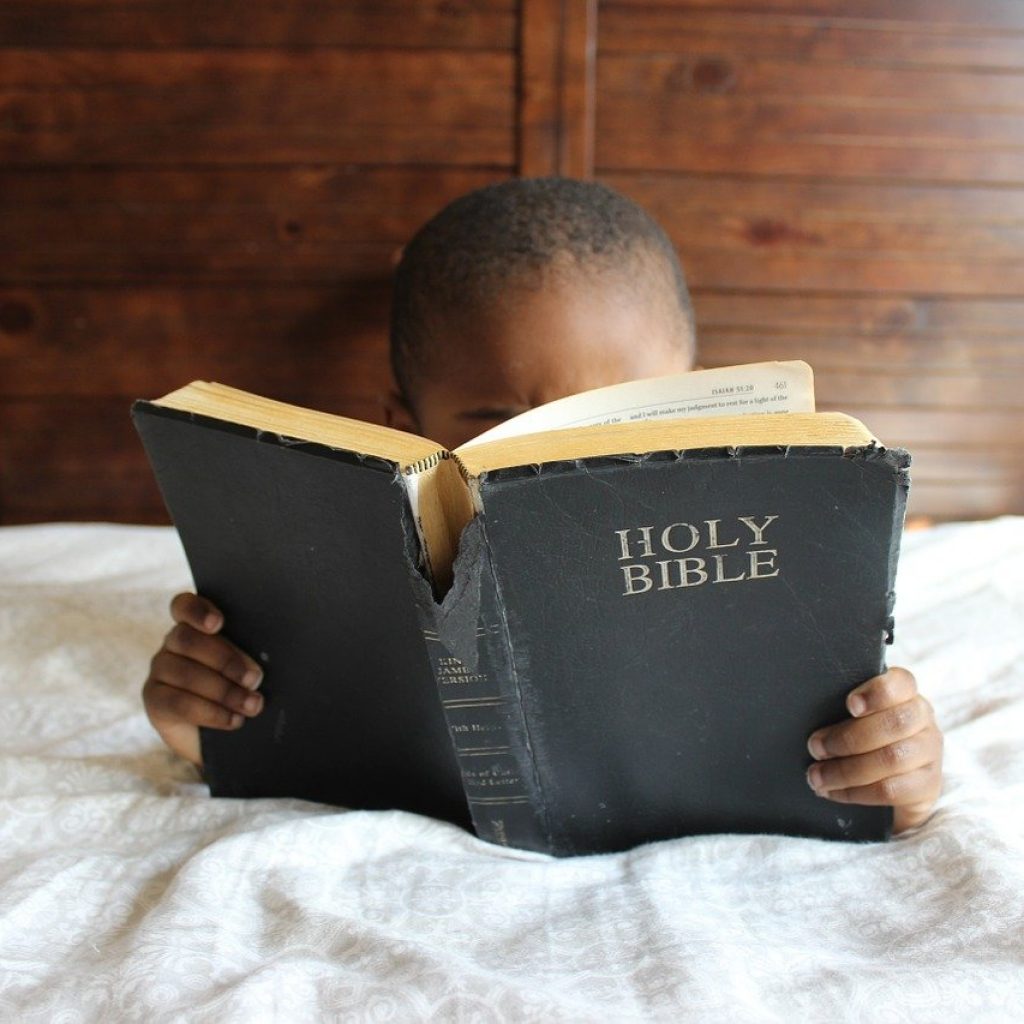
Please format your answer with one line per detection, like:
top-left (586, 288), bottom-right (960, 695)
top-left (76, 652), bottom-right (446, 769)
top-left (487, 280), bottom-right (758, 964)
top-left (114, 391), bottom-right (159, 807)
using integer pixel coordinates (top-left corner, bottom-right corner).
top-left (418, 287), bottom-right (690, 412)
top-left (439, 269), bottom-right (685, 355)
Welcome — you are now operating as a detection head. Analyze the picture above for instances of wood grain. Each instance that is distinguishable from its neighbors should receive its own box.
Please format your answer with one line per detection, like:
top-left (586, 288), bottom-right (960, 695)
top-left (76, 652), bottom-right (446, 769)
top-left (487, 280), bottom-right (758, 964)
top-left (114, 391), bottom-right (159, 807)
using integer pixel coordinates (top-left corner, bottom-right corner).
top-left (0, 285), bottom-right (393, 399)
top-left (0, 1), bottom-right (515, 50)
top-left (1, 50), bottom-right (514, 165)
top-left (1, 167), bottom-right (507, 282)
top-left (4, 0), bottom-right (1024, 522)
top-left (518, 0), bottom-right (596, 177)
top-left (599, 6), bottom-right (1024, 68)
top-left (605, 173), bottom-right (1024, 295)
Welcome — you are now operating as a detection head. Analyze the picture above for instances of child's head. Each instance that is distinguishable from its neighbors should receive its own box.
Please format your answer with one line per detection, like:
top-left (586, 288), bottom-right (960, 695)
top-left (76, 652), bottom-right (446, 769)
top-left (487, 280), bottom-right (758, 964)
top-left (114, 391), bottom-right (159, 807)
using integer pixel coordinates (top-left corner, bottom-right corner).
top-left (388, 177), bottom-right (696, 448)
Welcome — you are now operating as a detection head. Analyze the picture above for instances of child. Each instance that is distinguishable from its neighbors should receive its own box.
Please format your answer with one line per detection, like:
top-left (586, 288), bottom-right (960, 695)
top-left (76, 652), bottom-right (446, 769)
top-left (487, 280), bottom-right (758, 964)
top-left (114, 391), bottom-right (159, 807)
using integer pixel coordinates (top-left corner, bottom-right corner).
top-left (143, 178), bottom-right (943, 834)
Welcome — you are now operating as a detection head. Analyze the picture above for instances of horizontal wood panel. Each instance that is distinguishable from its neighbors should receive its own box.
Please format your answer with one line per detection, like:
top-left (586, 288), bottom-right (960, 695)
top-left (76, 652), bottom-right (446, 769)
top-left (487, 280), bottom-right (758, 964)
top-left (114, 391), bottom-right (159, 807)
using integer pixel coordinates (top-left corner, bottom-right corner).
top-left (827, 406), bottom-right (1021, 447)
top-left (905, 447), bottom-right (1024, 483)
top-left (18, 166), bottom-right (1024, 292)
top-left (816, 372), bottom-right (1024, 410)
top-left (0, 286), bottom-right (392, 398)
top-left (596, 51), bottom-right (1024, 181)
top-left (683, 250), bottom-right (1024, 296)
top-left (598, 7), bottom-right (1024, 68)
top-left (699, 332), bottom-right (1024, 372)
top-left (603, 0), bottom-right (1024, 30)
top-left (1, 167), bottom-right (507, 282)
top-left (0, 1), bottom-right (515, 50)
top-left (0, 50), bottom-right (513, 165)
top-left (599, 53), bottom-right (1024, 110)
top-left (604, 172), bottom-right (1024, 294)
top-left (692, 291), bottom-right (1024, 334)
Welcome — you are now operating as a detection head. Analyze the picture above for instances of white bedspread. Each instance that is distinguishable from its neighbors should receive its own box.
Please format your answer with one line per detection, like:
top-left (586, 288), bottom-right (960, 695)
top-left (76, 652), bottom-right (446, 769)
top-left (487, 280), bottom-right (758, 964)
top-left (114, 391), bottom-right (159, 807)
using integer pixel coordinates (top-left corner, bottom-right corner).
top-left (0, 520), bottom-right (1022, 1022)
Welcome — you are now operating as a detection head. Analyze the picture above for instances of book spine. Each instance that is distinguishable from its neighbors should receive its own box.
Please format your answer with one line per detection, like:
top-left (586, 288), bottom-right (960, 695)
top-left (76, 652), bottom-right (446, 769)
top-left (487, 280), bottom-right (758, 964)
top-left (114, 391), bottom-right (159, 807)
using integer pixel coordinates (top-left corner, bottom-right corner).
top-left (418, 522), bottom-right (549, 853)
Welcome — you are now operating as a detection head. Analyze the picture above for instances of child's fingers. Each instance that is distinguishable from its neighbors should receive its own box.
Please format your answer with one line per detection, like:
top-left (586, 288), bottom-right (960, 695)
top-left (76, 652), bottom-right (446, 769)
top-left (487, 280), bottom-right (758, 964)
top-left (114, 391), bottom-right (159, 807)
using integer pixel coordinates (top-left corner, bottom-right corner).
top-left (148, 650), bottom-right (264, 719)
top-left (810, 762), bottom-right (942, 809)
top-left (808, 695), bottom-right (933, 760)
top-left (170, 592), bottom-right (224, 634)
top-left (144, 678), bottom-right (245, 732)
top-left (807, 729), bottom-right (937, 795)
top-left (845, 666), bottom-right (917, 717)
top-left (162, 622), bottom-right (263, 690)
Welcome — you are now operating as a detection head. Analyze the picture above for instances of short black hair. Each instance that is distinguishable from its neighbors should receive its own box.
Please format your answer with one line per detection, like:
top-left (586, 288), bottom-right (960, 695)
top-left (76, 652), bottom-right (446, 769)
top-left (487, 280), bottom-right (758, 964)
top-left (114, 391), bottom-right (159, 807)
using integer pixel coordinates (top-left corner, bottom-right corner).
top-left (389, 176), bottom-right (695, 403)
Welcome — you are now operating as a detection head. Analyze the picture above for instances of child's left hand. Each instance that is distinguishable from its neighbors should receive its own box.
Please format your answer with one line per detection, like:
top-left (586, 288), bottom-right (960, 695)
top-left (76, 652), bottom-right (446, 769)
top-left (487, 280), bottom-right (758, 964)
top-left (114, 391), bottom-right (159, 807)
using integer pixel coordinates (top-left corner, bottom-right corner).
top-left (806, 666), bottom-right (943, 834)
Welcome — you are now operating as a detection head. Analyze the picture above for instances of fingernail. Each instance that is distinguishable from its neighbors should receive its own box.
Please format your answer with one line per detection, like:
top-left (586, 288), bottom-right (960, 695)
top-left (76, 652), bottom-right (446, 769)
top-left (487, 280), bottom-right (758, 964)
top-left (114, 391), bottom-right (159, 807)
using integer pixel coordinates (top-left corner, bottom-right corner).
top-left (849, 694), bottom-right (867, 717)
top-left (230, 713), bottom-right (243, 728)
top-left (242, 667), bottom-right (263, 690)
top-left (806, 765), bottom-right (825, 794)
top-left (807, 733), bottom-right (828, 760)
top-left (243, 693), bottom-right (263, 715)
top-left (204, 612), bottom-right (223, 632)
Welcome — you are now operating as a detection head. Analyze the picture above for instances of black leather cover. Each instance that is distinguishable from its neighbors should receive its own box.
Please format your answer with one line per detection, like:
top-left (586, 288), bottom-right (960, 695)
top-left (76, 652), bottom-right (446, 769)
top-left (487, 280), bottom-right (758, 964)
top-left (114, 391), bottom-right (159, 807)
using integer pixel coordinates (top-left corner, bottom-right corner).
top-left (134, 398), bottom-right (908, 854)
top-left (132, 402), bottom-right (470, 828)
top-left (473, 444), bottom-right (909, 853)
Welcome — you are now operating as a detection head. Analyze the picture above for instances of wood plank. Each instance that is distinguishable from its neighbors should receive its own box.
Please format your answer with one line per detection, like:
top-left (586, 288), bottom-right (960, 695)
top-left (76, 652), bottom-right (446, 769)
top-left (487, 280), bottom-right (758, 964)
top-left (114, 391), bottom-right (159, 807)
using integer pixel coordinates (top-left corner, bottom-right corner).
top-left (0, 1), bottom-right (515, 50)
top-left (598, 53), bottom-right (1024, 110)
top-left (825, 406), bottom-right (1021, 447)
top-left (598, 7), bottom-right (1024, 69)
top-left (595, 52), bottom-right (1024, 181)
top-left (518, 0), bottom-right (597, 177)
top-left (692, 292), bottom-right (1024, 334)
top-left (607, 174), bottom-right (1024, 223)
top-left (601, 173), bottom-right (1024, 295)
top-left (904, 447), bottom-right (1024, 483)
top-left (683, 248), bottom-right (1024, 296)
top-left (0, 285), bottom-right (393, 399)
top-left (602, 0), bottom-right (1024, 31)
top-left (0, 167), bottom-right (508, 282)
top-left (0, 50), bottom-right (513, 165)
top-left (698, 331), bottom-right (1024, 372)
top-left (815, 371), bottom-right (1024, 410)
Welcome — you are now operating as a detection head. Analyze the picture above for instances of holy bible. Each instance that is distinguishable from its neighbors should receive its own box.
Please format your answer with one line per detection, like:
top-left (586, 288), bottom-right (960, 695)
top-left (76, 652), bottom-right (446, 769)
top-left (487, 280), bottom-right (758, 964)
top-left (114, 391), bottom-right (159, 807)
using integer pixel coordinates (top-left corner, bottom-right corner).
top-left (132, 361), bottom-right (910, 855)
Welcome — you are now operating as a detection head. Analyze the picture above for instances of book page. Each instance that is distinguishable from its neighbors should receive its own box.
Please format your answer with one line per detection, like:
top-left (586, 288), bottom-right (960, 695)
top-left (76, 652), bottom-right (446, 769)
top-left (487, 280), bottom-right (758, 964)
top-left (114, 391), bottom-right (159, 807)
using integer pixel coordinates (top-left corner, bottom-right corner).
top-left (458, 361), bottom-right (815, 449)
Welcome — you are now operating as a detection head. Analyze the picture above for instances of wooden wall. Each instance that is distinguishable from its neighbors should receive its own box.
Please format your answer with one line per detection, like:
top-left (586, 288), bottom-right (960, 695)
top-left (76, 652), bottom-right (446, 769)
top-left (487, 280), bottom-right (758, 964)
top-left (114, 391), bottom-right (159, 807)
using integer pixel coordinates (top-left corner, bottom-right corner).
top-left (2, 0), bottom-right (1022, 524)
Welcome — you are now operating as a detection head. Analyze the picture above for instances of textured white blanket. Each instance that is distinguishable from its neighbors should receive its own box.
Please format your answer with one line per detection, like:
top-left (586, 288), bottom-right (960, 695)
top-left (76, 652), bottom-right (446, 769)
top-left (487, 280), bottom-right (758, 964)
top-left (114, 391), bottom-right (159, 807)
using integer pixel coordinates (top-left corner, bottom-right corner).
top-left (0, 521), bottom-right (1022, 1022)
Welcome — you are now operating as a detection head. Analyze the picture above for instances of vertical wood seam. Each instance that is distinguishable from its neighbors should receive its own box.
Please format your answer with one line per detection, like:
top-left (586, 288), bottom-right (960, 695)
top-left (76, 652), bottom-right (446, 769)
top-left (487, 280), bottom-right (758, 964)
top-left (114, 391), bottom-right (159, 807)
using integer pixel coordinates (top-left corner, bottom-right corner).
top-left (517, 0), bottom-right (596, 179)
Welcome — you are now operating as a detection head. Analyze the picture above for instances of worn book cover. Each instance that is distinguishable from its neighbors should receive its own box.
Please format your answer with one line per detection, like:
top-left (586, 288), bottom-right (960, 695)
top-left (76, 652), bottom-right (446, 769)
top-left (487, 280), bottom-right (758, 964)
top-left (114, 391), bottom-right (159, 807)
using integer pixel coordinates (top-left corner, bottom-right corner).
top-left (132, 362), bottom-right (909, 855)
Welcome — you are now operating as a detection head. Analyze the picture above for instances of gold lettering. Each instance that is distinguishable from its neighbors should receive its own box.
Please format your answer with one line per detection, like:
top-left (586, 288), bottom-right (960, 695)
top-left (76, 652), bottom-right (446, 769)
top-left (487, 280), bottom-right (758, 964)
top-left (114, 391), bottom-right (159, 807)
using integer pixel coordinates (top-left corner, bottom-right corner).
top-left (614, 529), bottom-right (631, 561)
top-left (706, 519), bottom-right (740, 549)
top-left (661, 522), bottom-right (699, 554)
top-left (621, 564), bottom-right (653, 595)
top-left (712, 553), bottom-right (747, 583)
top-left (738, 515), bottom-right (778, 546)
top-left (748, 548), bottom-right (780, 579)
top-left (679, 557), bottom-right (708, 587)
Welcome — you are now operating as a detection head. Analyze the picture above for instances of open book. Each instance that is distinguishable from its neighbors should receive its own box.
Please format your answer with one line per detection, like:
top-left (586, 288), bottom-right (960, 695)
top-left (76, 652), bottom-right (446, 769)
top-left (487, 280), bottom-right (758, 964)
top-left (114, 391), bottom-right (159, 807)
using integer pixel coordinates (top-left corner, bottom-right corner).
top-left (133, 361), bottom-right (909, 855)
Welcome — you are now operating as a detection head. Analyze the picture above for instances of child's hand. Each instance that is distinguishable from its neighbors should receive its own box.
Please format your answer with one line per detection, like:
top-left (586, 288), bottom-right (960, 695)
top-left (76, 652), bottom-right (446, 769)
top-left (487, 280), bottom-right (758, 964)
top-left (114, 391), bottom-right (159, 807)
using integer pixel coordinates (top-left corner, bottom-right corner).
top-left (806, 667), bottom-right (943, 834)
top-left (142, 593), bottom-right (265, 768)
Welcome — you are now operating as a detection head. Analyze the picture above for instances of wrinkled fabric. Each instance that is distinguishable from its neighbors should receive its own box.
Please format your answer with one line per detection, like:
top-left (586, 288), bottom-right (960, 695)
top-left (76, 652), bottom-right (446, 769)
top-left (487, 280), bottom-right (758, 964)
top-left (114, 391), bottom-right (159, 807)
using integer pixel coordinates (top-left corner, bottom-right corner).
top-left (0, 520), bottom-right (1021, 1023)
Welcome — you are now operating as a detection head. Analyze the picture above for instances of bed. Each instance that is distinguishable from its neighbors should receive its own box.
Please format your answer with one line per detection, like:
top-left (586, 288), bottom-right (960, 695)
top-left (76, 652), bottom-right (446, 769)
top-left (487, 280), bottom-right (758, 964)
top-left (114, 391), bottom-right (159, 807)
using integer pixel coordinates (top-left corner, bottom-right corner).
top-left (1, 518), bottom-right (1022, 1021)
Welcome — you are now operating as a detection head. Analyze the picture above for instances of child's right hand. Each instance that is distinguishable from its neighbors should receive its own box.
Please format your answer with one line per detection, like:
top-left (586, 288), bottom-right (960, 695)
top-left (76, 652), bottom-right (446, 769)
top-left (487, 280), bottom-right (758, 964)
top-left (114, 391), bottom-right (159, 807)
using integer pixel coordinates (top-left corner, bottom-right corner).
top-left (142, 593), bottom-right (265, 768)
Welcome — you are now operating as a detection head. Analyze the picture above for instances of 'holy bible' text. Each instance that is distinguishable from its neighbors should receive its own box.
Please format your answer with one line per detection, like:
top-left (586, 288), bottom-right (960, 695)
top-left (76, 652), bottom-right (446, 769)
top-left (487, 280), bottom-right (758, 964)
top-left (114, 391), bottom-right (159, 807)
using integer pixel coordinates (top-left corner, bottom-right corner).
top-left (615, 516), bottom-right (780, 596)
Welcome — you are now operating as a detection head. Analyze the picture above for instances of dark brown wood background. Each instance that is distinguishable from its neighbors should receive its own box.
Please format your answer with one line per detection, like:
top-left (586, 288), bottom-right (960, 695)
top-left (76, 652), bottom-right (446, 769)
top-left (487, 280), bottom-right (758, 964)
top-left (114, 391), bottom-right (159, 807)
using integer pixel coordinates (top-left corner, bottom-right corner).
top-left (2, 0), bottom-right (1022, 524)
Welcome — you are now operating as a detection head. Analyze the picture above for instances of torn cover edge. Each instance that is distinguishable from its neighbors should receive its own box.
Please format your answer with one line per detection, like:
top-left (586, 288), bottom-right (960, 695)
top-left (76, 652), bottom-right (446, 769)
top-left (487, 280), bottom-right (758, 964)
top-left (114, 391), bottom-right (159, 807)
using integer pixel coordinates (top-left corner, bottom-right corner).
top-left (403, 509), bottom-right (551, 853)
